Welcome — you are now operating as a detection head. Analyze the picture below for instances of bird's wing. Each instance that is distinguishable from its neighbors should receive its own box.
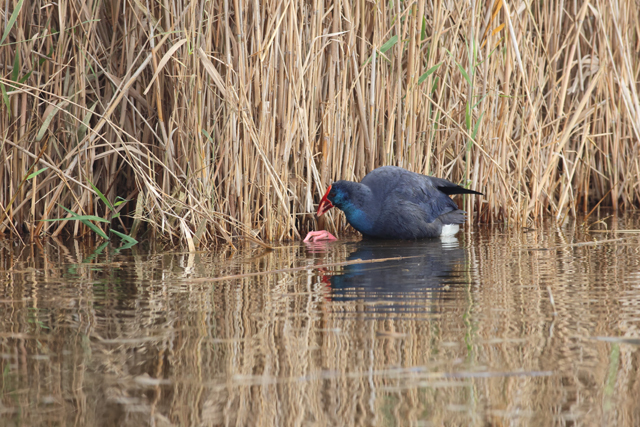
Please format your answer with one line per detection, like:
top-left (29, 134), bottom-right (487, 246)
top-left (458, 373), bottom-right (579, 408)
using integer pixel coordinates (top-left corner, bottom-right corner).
top-left (372, 189), bottom-right (459, 239)
top-left (386, 177), bottom-right (460, 220)
top-left (381, 171), bottom-right (483, 221)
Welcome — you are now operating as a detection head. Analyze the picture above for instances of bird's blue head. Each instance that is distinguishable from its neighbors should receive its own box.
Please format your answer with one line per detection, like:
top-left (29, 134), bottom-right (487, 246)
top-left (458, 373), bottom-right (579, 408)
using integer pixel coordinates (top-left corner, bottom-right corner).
top-left (316, 181), bottom-right (372, 233)
top-left (317, 182), bottom-right (351, 216)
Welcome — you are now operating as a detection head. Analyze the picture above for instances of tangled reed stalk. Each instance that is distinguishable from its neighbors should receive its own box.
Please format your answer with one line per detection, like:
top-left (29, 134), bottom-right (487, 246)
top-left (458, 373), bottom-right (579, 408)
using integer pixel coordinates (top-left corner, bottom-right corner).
top-left (1, 0), bottom-right (639, 246)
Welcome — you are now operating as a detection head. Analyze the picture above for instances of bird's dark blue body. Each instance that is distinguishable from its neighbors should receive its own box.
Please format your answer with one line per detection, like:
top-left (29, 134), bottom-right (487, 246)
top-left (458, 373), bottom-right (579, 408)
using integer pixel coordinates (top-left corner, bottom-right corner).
top-left (320, 166), bottom-right (482, 239)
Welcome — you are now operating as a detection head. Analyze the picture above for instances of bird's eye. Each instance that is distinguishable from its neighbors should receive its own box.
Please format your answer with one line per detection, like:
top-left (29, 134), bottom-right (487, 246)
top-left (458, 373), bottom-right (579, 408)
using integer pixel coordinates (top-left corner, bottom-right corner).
top-left (329, 190), bottom-right (336, 198)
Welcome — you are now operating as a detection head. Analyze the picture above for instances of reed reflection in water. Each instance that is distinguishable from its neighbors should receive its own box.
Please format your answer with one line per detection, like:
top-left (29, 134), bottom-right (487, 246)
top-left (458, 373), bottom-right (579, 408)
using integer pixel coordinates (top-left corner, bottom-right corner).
top-left (1, 214), bottom-right (640, 426)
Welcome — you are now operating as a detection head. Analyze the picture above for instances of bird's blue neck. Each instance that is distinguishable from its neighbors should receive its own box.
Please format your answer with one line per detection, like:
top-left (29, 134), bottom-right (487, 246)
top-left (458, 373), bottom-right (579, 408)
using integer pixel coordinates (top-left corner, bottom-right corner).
top-left (343, 205), bottom-right (372, 234)
top-left (335, 182), bottom-right (375, 235)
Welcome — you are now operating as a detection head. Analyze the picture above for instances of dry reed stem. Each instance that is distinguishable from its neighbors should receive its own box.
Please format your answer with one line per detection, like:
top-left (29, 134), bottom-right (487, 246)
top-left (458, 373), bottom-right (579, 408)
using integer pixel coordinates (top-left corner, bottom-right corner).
top-left (1, 0), bottom-right (639, 246)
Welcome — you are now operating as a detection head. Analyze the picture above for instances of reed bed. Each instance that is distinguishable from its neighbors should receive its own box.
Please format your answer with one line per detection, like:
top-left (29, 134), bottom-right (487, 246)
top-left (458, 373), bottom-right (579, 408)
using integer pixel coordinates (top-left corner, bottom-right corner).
top-left (1, 0), bottom-right (639, 245)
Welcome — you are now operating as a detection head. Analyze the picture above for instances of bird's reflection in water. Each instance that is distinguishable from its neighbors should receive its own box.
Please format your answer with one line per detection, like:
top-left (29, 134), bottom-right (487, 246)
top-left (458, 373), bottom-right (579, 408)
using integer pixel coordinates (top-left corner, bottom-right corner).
top-left (326, 237), bottom-right (468, 315)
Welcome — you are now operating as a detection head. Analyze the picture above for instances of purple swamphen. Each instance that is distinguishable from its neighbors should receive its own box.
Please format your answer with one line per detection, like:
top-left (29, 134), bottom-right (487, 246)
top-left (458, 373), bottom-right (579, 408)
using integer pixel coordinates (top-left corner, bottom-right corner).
top-left (304, 166), bottom-right (482, 241)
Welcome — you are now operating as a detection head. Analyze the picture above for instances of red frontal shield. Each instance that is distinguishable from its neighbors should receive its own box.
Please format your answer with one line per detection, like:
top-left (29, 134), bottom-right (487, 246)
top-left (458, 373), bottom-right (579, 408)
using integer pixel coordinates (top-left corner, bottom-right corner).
top-left (316, 185), bottom-right (334, 216)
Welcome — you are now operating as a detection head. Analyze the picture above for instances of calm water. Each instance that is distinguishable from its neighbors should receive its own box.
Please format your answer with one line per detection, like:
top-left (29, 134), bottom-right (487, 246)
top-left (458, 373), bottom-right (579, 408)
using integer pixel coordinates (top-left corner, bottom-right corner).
top-left (1, 214), bottom-right (640, 426)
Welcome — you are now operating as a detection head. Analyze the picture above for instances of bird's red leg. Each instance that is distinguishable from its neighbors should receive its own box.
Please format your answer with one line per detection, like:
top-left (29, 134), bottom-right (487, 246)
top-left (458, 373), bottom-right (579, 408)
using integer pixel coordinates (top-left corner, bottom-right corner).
top-left (303, 230), bottom-right (337, 242)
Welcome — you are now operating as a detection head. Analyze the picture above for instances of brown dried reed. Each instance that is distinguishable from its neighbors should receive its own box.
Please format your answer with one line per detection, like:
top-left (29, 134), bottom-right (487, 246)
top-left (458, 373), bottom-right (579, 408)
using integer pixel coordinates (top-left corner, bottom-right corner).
top-left (1, 0), bottom-right (639, 246)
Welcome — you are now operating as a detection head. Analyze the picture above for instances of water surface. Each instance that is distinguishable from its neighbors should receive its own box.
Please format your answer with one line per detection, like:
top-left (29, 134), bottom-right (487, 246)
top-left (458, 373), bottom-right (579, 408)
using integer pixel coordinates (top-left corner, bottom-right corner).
top-left (1, 214), bottom-right (640, 426)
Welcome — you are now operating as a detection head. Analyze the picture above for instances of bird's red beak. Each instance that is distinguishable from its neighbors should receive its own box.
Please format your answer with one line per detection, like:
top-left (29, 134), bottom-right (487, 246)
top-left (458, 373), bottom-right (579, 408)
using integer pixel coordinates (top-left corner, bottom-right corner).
top-left (316, 185), bottom-right (334, 216)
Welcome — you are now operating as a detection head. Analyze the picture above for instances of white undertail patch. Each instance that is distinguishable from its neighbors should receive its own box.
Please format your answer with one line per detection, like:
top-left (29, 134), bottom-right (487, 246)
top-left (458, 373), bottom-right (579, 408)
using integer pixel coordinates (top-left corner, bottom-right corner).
top-left (440, 224), bottom-right (460, 237)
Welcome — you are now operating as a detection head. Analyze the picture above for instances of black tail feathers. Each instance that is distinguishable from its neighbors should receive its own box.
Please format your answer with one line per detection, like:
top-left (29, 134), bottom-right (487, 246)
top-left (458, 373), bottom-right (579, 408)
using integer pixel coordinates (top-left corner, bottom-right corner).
top-left (437, 185), bottom-right (483, 196)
